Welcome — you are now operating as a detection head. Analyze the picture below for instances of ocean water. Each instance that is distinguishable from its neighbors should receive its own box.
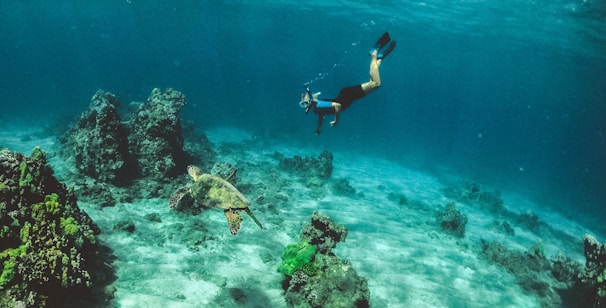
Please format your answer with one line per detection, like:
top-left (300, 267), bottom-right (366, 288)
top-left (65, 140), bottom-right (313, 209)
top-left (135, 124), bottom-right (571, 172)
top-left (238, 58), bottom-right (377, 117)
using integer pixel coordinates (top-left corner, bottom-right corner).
top-left (1, 1), bottom-right (606, 306)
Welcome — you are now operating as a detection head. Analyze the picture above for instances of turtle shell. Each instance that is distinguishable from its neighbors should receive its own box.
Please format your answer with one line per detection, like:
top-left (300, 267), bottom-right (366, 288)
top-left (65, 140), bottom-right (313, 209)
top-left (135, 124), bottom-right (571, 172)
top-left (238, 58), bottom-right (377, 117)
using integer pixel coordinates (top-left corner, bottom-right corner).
top-left (190, 173), bottom-right (250, 209)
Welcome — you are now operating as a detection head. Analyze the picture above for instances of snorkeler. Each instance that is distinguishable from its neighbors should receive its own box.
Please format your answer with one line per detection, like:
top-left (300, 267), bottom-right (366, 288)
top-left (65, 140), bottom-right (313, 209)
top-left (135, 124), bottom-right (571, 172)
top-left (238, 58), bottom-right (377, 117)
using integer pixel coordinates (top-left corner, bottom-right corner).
top-left (299, 32), bottom-right (396, 135)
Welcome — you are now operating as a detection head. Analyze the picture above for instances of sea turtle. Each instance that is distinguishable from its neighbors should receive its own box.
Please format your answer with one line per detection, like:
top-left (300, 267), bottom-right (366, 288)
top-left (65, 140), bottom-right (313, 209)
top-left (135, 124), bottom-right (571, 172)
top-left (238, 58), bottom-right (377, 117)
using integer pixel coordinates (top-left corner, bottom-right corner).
top-left (169, 165), bottom-right (264, 235)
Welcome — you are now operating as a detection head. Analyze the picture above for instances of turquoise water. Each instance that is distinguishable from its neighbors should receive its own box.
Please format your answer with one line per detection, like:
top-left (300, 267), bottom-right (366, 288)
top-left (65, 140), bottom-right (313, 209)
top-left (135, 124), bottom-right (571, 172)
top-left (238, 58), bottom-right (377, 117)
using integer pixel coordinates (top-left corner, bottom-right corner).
top-left (1, 0), bottom-right (605, 256)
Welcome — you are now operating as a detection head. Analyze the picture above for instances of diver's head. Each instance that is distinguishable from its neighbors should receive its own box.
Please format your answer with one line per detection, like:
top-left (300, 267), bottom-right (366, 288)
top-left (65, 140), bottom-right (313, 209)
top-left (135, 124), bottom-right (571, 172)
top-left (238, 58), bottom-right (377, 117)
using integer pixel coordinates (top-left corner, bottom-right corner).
top-left (299, 92), bottom-right (312, 109)
top-left (299, 91), bottom-right (321, 111)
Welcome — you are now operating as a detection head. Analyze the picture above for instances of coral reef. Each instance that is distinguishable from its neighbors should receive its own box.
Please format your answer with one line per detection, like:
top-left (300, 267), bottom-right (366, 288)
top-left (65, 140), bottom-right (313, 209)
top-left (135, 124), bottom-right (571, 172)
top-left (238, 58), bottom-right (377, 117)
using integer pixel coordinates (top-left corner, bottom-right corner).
top-left (275, 150), bottom-right (333, 183)
top-left (300, 211), bottom-right (348, 255)
top-left (0, 147), bottom-right (114, 307)
top-left (551, 252), bottom-right (582, 288)
top-left (61, 90), bottom-right (133, 185)
top-left (279, 212), bottom-right (369, 308)
top-left (444, 182), bottom-right (505, 214)
top-left (435, 202), bottom-right (467, 238)
top-left (580, 234), bottom-right (606, 307)
top-left (480, 240), bottom-right (561, 306)
top-left (62, 88), bottom-right (216, 203)
top-left (444, 181), bottom-right (551, 235)
top-left (128, 88), bottom-right (187, 181)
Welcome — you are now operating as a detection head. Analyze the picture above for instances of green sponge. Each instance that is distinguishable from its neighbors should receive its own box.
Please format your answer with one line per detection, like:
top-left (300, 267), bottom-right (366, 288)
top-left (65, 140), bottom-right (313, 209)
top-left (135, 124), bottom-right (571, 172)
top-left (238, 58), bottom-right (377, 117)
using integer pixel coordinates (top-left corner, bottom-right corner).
top-left (277, 240), bottom-right (317, 276)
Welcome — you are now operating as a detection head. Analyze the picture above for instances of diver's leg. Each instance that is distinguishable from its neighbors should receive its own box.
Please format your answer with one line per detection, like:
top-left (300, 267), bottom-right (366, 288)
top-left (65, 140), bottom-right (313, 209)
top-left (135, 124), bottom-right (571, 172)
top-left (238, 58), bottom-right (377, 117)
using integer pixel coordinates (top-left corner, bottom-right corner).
top-left (361, 50), bottom-right (381, 94)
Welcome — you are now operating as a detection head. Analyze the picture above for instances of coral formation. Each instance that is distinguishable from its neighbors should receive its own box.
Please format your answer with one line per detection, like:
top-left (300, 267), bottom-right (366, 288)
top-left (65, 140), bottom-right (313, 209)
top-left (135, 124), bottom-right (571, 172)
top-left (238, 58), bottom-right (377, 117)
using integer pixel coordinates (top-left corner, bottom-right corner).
top-left (550, 252), bottom-right (582, 288)
top-left (0, 147), bottom-right (114, 307)
top-left (580, 234), bottom-right (606, 307)
top-left (480, 240), bottom-right (561, 306)
top-left (330, 178), bottom-right (356, 196)
top-left (275, 150), bottom-right (334, 182)
top-left (277, 241), bottom-right (318, 276)
top-left (62, 88), bottom-right (216, 203)
top-left (279, 212), bottom-right (369, 307)
top-left (128, 88), bottom-right (187, 180)
top-left (300, 211), bottom-right (348, 255)
top-left (444, 182), bottom-right (505, 214)
top-left (435, 202), bottom-right (468, 238)
top-left (61, 90), bottom-right (132, 185)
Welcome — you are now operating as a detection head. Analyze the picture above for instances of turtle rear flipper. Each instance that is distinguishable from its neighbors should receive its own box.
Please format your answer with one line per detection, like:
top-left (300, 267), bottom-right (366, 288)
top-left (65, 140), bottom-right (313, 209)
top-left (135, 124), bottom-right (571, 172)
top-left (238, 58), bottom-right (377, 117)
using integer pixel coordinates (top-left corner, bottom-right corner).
top-left (225, 209), bottom-right (243, 235)
top-left (169, 187), bottom-right (189, 209)
top-left (242, 208), bottom-right (264, 230)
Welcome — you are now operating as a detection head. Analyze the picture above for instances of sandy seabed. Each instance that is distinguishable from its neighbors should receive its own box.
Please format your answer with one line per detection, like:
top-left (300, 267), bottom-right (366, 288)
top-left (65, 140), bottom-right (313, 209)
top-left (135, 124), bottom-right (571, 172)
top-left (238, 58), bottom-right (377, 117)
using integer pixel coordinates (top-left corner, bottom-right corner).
top-left (1, 125), bottom-right (599, 308)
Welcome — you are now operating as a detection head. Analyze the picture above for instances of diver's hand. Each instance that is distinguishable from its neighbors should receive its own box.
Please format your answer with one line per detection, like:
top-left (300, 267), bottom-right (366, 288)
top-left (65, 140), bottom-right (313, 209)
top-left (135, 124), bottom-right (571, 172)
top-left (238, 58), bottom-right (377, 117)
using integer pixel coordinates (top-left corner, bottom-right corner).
top-left (315, 129), bottom-right (321, 135)
top-left (330, 120), bottom-right (337, 127)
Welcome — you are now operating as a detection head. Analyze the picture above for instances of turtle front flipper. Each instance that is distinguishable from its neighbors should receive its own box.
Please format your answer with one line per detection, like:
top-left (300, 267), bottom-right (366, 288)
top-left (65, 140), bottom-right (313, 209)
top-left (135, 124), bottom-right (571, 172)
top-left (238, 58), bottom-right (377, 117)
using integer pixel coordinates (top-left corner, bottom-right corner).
top-left (169, 187), bottom-right (189, 209)
top-left (242, 208), bottom-right (264, 230)
top-left (224, 209), bottom-right (243, 235)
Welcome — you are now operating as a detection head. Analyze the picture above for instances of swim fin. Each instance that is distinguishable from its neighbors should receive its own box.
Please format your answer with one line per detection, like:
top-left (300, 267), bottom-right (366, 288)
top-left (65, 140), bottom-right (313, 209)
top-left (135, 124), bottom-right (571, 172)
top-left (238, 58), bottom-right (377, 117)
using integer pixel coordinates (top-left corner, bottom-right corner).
top-left (377, 40), bottom-right (396, 59)
top-left (369, 32), bottom-right (391, 55)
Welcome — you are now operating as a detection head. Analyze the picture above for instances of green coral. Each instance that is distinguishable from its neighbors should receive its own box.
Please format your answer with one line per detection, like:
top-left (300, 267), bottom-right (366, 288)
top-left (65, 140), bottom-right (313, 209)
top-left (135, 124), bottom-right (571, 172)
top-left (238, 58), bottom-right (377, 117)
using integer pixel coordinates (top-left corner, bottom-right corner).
top-left (60, 217), bottom-right (79, 236)
top-left (277, 241), bottom-right (318, 276)
top-left (598, 268), bottom-right (606, 299)
top-left (18, 161), bottom-right (32, 187)
top-left (45, 193), bottom-right (62, 215)
top-left (0, 260), bottom-right (16, 287)
top-left (0, 245), bottom-right (27, 288)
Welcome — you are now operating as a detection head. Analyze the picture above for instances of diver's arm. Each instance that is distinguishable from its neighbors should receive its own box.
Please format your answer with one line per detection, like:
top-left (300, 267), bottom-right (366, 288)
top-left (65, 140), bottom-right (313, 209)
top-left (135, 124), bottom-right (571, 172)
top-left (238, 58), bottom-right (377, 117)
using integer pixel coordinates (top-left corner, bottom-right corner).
top-left (330, 102), bottom-right (341, 127)
top-left (316, 115), bottom-right (324, 135)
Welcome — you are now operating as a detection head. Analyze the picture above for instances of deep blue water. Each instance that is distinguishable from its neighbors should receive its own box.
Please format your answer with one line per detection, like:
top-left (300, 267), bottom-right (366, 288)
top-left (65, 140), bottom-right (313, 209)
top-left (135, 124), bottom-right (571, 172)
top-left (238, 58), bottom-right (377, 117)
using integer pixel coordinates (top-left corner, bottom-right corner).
top-left (1, 1), bottom-right (605, 225)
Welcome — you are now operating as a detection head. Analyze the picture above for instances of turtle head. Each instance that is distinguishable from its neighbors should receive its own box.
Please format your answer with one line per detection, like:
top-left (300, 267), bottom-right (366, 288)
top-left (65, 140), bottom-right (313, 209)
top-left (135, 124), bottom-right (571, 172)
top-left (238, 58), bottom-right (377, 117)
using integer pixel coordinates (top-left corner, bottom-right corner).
top-left (187, 165), bottom-right (202, 181)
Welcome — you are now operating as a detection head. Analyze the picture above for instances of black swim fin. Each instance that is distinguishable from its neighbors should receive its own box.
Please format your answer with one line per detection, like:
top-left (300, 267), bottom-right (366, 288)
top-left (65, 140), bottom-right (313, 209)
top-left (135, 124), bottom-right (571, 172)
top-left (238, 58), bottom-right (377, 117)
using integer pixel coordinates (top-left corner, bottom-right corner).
top-left (377, 40), bottom-right (396, 59)
top-left (369, 32), bottom-right (391, 55)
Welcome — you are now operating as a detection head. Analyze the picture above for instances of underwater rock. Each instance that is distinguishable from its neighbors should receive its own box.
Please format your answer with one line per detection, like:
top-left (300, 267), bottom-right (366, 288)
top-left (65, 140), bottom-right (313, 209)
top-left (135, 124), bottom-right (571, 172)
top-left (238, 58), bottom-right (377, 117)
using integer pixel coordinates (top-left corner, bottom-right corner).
top-left (278, 212), bottom-right (369, 308)
top-left (492, 220), bottom-right (515, 236)
top-left (275, 150), bottom-right (334, 182)
top-left (161, 219), bottom-right (216, 252)
top-left (480, 240), bottom-right (561, 306)
top-left (128, 88), bottom-right (187, 181)
top-left (435, 202), bottom-right (467, 238)
top-left (0, 147), bottom-right (114, 307)
top-left (444, 182), bottom-right (504, 214)
top-left (330, 178), bottom-right (356, 196)
top-left (580, 234), bottom-right (606, 306)
top-left (300, 211), bottom-right (348, 255)
top-left (551, 252), bottom-right (582, 288)
top-left (61, 90), bottom-right (133, 185)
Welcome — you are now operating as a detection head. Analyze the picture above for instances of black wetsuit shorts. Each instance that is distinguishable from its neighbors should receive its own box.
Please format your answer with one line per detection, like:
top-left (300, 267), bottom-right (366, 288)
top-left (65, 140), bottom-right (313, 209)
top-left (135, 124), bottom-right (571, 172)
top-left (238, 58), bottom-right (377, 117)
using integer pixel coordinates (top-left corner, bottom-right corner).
top-left (330, 84), bottom-right (366, 111)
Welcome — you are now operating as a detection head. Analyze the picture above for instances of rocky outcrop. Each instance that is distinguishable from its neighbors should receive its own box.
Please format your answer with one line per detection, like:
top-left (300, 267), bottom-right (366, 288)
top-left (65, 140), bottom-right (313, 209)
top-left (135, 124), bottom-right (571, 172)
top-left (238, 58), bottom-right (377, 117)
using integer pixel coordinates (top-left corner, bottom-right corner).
top-left (275, 150), bottom-right (333, 182)
top-left (0, 147), bottom-right (114, 307)
top-left (62, 90), bottom-right (133, 185)
top-left (128, 88), bottom-right (187, 181)
top-left (480, 240), bottom-right (561, 307)
top-left (436, 202), bottom-right (467, 238)
top-left (279, 212), bottom-right (369, 308)
top-left (580, 234), bottom-right (606, 307)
